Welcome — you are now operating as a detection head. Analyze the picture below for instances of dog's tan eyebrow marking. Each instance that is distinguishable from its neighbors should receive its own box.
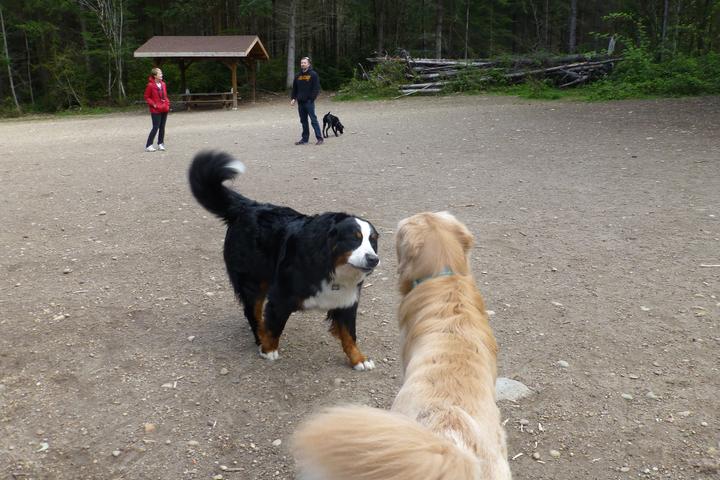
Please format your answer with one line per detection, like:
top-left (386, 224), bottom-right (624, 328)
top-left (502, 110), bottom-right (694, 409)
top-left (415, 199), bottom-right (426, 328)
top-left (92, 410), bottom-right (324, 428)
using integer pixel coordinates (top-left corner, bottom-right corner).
top-left (355, 231), bottom-right (362, 239)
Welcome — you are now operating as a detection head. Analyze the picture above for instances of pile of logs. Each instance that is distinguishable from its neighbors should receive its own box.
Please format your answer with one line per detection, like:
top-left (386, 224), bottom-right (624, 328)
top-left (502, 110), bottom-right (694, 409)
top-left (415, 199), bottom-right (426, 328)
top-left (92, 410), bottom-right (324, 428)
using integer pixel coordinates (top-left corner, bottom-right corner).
top-left (367, 53), bottom-right (621, 96)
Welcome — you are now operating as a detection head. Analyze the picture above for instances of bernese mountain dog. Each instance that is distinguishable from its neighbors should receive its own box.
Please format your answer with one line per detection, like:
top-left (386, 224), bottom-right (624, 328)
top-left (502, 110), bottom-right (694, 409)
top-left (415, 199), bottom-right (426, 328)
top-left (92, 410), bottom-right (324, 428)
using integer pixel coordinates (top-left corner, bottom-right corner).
top-left (188, 151), bottom-right (379, 370)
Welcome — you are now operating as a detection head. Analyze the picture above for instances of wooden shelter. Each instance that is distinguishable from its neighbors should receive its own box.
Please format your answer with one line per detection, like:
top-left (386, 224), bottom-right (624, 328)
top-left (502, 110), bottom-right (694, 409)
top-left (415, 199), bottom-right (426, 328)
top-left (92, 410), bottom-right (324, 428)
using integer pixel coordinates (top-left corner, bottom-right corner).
top-left (133, 36), bottom-right (270, 109)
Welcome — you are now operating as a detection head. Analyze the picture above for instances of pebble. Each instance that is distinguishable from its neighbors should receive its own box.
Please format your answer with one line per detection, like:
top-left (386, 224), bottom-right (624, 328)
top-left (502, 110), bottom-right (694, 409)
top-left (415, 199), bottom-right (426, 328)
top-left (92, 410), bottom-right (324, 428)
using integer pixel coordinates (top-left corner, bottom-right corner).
top-left (62, 268), bottom-right (72, 274)
top-left (495, 377), bottom-right (532, 401)
top-left (532, 452), bottom-right (541, 460)
top-left (220, 368), bottom-right (229, 376)
top-left (112, 450), bottom-right (121, 457)
top-left (187, 440), bottom-right (199, 447)
top-left (677, 411), bottom-right (692, 417)
top-left (549, 449), bottom-right (561, 458)
top-left (646, 391), bottom-right (659, 400)
top-left (700, 421), bottom-right (708, 427)
top-left (144, 423), bottom-right (156, 434)
top-left (272, 439), bottom-right (282, 447)
top-left (621, 393), bottom-right (634, 400)
top-left (519, 419), bottom-right (530, 426)
top-left (557, 360), bottom-right (570, 368)
top-left (187, 335), bottom-right (195, 342)
top-left (213, 475), bottom-right (224, 480)
top-left (628, 374), bottom-right (640, 379)
top-left (620, 466), bottom-right (630, 472)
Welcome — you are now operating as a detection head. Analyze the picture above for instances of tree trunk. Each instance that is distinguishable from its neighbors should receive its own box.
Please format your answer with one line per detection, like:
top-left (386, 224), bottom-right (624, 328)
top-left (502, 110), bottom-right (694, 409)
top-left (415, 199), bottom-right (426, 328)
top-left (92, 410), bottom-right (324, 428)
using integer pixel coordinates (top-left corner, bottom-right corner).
top-left (376, 0), bottom-right (385, 54)
top-left (286, 0), bottom-right (296, 90)
top-left (661, 0), bottom-right (670, 45)
top-left (79, 14), bottom-right (92, 74)
top-left (434, 0), bottom-right (442, 58)
top-left (545, 0), bottom-right (549, 48)
top-left (568, 0), bottom-right (577, 53)
top-left (0, 6), bottom-right (22, 114)
top-left (696, 0), bottom-right (712, 53)
top-left (464, 0), bottom-right (469, 61)
top-left (421, 0), bottom-right (426, 55)
top-left (673, 0), bottom-right (683, 53)
top-left (77, 0), bottom-right (126, 100)
top-left (334, 0), bottom-right (341, 64)
top-left (24, 30), bottom-right (34, 105)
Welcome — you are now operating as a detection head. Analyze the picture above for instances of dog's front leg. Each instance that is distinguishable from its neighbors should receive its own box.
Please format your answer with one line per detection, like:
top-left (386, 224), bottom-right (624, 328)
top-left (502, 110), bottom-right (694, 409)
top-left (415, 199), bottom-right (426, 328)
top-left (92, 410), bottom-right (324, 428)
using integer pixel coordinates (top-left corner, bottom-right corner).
top-left (328, 304), bottom-right (375, 371)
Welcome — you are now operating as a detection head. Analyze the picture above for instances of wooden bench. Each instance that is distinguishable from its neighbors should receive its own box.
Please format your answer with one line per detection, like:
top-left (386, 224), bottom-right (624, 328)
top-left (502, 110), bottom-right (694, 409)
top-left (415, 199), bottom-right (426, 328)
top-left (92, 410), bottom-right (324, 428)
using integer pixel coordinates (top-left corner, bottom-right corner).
top-left (181, 92), bottom-right (237, 110)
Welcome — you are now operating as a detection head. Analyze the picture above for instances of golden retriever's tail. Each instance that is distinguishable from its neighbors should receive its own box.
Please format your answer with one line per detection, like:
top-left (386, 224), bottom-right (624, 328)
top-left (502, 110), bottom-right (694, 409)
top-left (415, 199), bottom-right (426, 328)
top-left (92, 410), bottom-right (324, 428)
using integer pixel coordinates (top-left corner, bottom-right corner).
top-left (292, 405), bottom-right (481, 480)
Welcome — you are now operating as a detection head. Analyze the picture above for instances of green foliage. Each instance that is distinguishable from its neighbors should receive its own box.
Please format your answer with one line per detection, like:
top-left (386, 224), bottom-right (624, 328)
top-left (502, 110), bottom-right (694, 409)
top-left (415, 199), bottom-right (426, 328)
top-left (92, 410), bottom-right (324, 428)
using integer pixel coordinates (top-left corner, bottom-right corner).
top-left (445, 68), bottom-right (506, 93)
top-left (255, 58), bottom-right (288, 92)
top-left (3, 0), bottom-right (720, 115)
top-left (585, 52), bottom-right (720, 100)
top-left (334, 61), bottom-right (407, 101)
top-left (314, 59), bottom-right (354, 91)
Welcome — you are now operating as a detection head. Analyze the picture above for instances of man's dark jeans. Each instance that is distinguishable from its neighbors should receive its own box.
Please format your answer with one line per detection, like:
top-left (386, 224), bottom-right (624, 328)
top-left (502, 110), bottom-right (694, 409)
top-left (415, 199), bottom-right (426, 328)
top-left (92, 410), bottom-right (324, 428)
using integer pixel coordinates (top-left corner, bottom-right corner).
top-left (297, 99), bottom-right (321, 142)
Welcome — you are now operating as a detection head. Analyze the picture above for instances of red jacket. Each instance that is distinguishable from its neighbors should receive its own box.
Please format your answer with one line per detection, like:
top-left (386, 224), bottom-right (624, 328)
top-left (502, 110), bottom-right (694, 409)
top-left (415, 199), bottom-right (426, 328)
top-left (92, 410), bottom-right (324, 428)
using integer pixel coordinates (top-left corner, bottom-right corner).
top-left (144, 76), bottom-right (170, 113)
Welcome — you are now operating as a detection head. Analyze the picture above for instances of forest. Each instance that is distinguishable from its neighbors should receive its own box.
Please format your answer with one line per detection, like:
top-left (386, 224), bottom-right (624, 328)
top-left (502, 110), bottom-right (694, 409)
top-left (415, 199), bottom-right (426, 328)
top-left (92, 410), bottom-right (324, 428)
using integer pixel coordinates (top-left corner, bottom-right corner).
top-left (1, 0), bottom-right (719, 114)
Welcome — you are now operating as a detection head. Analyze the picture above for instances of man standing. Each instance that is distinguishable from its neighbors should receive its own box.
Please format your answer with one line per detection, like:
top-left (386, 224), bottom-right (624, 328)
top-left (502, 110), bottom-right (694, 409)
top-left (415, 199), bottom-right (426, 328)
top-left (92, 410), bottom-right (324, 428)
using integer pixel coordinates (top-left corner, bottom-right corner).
top-left (290, 57), bottom-right (323, 145)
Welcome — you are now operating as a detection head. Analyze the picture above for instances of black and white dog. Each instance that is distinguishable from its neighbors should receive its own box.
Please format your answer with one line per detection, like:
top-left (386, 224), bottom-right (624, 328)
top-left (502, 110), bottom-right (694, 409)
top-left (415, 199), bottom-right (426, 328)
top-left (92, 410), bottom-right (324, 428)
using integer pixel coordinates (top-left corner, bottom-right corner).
top-left (188, 151), bottom-right (378, 370)
top-left (322, 112), bottom-right (344, 138)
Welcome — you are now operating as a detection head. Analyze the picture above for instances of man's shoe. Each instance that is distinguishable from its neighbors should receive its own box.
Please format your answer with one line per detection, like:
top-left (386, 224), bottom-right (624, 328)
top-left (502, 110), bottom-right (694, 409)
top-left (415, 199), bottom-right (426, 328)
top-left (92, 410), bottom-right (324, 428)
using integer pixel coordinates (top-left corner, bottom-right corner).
top-left (295, 140), bottom-right (308, 145)
top-left (315, 139), bottom-right (324, 145)
top-left (145, 145), bottom-right (157, 152)
top-left (158, 143), bottom-right (166, 151)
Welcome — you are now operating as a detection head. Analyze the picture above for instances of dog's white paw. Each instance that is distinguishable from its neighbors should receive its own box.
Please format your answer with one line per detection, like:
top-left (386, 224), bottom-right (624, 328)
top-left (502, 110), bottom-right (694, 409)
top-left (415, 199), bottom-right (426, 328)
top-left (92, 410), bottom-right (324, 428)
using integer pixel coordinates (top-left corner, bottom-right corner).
top-left (353, 359), bottom-right (375, 371)
top-left (259, 347), bottom-right (279, 361)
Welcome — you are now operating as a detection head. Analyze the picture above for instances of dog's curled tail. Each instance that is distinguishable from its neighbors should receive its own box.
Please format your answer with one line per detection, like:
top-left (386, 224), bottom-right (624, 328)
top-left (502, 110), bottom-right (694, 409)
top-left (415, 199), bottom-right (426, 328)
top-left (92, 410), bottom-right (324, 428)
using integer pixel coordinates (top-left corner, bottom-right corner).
top-left (188, 150), bottom-right (247, 223)
top-left (292, 405), bottom-right (481, 480)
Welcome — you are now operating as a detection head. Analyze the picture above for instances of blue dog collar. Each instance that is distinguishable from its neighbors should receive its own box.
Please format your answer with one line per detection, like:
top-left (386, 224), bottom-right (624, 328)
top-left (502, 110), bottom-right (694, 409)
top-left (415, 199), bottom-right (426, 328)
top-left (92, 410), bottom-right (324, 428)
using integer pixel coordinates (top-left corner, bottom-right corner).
top-left (411, 266), bottom-right (455, 289)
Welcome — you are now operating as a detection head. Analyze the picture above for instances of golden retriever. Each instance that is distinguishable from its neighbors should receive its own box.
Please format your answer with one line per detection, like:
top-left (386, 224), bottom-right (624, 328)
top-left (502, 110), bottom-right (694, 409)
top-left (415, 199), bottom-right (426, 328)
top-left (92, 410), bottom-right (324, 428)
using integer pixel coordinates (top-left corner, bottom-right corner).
top-left (292, 212), bottom-right (511, 480)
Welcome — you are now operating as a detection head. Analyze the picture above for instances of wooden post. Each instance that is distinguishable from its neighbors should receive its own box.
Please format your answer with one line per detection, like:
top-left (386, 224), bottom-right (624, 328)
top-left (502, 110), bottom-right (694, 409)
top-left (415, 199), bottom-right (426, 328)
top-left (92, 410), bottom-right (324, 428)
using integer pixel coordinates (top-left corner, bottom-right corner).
top-left (229, 61), bottom-right (238, 110)
top-left (250, 59), bottom-right (257, 103)
top-left (179, 59), bottom-right (188, 94)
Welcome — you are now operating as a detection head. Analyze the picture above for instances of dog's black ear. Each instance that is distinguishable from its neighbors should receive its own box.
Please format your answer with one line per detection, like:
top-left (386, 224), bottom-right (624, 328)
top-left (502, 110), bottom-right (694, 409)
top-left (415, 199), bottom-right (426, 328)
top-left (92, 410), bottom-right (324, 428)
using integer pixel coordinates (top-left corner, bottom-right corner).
top-left (327, 225), bottom-right (339, 251)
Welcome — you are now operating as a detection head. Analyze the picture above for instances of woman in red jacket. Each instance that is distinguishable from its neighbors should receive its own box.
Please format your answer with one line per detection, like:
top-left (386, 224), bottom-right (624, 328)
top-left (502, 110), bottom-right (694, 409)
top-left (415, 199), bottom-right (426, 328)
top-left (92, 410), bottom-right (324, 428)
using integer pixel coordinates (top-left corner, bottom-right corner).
top-left (143, 67), bottom-right (170, 152)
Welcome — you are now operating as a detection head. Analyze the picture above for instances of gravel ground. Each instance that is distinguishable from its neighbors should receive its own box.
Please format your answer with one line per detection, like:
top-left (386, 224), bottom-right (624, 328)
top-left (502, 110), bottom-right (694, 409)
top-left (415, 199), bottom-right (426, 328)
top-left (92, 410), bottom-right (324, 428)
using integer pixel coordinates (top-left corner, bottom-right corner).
top-left (1, 94), bottom-right (719, 479)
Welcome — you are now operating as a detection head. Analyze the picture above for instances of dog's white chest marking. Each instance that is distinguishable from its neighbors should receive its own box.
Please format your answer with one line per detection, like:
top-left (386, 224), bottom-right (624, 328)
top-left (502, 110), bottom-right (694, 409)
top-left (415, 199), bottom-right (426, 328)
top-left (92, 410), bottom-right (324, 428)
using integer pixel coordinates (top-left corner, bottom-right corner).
top-left (302, 265), bottom-right (364, 311)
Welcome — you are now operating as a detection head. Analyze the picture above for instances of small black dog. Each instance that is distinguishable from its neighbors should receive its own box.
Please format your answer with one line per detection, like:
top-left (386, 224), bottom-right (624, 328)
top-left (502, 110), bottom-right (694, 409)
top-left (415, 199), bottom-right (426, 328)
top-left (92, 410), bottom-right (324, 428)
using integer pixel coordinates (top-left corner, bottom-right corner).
top-left (322, 112), bottom-right (344, 138)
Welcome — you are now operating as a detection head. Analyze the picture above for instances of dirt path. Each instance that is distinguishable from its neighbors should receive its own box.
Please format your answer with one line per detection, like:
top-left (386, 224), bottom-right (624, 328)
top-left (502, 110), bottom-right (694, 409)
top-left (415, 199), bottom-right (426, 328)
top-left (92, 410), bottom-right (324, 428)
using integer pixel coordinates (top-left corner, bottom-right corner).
top-left (1, 95), bottom-right (719, 479)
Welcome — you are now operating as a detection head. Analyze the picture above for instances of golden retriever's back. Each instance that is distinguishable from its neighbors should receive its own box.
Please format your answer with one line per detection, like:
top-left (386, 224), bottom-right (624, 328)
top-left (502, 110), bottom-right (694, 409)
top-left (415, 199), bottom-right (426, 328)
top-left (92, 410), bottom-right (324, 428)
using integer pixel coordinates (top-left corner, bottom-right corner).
top-left (293, 212), bottom-right (511, 480)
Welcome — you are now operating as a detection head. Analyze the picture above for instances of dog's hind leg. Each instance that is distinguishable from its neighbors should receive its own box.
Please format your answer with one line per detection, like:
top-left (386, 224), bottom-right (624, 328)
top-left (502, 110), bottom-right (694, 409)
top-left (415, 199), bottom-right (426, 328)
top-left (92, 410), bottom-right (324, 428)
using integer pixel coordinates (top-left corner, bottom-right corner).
top-left (257, 293), bottom-right (294, 361)
top-left (328, 304), bottom-right (375, 371)
top-left (229, 272), bottom-right (268, 345)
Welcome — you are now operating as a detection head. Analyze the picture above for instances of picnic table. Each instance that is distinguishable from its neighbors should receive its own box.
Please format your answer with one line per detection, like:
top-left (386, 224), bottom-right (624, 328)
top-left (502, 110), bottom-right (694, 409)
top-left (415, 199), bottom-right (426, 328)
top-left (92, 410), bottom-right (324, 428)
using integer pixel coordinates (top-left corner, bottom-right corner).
top-left (181, 91), bottom-right (236, 110)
